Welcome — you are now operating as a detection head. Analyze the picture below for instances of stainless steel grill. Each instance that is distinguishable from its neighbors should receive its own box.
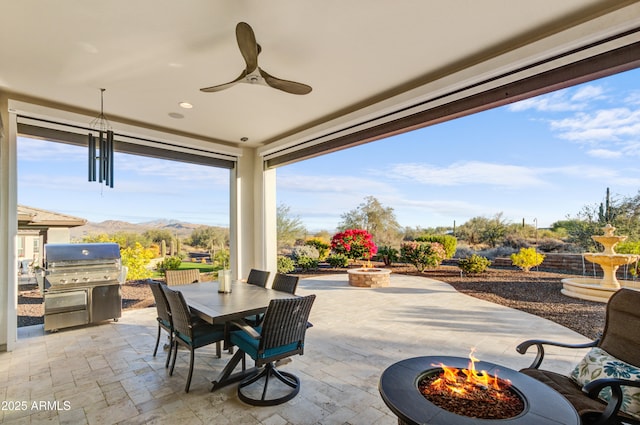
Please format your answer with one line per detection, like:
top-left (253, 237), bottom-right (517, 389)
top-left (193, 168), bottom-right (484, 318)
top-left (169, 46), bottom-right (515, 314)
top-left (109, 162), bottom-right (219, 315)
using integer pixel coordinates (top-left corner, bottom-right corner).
top-left (37, 243), bottom-right (123, 332)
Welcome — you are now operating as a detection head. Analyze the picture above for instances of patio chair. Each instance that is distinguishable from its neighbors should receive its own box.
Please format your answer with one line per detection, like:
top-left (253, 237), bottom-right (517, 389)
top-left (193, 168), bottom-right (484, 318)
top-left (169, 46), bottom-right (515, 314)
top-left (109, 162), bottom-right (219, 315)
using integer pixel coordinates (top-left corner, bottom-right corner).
top-left (165, 269), bottom-right (201, 286)
top-left (161, 284), bottom-right (225, 393)
top-left (148, 281), bottom-right (173, 368)
top-left (516, 288), bottom-right (640, 425)
top-left (243, 268), bottom-right (272, 326)
top-left (246, 268), bottom-right (270, 287)
top-left (230, 294), bottom-right (316, 406)
top-left (271, 273), bottom-right (299, 294)
top-left (248, 273), bottom-right (301, 328)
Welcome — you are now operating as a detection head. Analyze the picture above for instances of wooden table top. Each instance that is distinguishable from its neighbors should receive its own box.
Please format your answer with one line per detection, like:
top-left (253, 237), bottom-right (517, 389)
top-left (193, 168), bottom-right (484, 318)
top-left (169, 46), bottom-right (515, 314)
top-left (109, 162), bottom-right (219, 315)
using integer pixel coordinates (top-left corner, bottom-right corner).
top-left (175, 280), bottom-right (296, 324)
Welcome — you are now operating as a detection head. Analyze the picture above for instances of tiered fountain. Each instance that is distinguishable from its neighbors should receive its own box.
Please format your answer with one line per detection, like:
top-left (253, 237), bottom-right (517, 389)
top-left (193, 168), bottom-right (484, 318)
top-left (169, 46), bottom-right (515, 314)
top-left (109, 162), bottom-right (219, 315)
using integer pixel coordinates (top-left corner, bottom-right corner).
top-left (562, 224), bottom-right (640, 302)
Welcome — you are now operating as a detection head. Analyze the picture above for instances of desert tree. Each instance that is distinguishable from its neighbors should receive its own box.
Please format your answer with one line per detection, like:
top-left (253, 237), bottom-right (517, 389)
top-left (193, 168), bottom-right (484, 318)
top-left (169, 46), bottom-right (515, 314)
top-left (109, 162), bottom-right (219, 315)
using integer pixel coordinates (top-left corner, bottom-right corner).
top-left (337, 196), bottom-right (402, 247)
top-left (277, 204), bottom-right (307, 250)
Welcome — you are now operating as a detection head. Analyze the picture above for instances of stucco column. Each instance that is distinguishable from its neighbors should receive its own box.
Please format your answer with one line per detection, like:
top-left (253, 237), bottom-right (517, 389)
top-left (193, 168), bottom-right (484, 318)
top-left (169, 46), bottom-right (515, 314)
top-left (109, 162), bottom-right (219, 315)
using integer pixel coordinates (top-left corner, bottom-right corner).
top-left (0, 93), bottom-right (18, 351)
top-left (230, 147), bottom-right (277, 283)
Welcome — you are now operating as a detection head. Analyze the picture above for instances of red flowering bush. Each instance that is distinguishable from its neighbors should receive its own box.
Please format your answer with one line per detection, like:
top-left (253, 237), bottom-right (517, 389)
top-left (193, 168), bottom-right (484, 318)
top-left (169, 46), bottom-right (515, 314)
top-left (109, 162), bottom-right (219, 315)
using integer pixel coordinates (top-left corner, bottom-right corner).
top-left (330, 229), bottom-right (378, 260)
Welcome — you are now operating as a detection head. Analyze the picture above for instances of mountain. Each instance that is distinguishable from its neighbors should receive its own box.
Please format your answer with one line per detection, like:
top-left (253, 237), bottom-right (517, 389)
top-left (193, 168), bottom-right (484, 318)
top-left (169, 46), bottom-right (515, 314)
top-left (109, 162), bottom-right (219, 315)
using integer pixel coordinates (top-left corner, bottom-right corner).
top-left (70, 219), bottom-right (221, 240)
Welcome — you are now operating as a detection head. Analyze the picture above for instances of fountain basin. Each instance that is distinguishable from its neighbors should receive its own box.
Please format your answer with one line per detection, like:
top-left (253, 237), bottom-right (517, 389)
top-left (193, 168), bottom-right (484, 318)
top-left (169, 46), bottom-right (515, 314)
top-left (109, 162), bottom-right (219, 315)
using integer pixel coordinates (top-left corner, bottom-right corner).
top-left (347, 268), bottom-right (391, 287)
top-left (582, 253), bottom-right (639, 289)
top-left (592, 235), bottom-right (627, 254)
top-left (583, 253), bottom-right (639, 267)
top-left (562, 277), bottom-right (640, 303)
top-left (561, 225), bottom-right (640, 302)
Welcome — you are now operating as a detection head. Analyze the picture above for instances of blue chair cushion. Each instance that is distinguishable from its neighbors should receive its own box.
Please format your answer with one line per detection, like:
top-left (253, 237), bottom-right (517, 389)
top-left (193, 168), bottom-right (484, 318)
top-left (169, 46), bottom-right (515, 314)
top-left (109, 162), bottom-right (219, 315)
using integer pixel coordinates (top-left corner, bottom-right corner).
top-left (230, 327), bottom-right (302, 360)
top-left (158, 318), bottom-right (171, 328)
top-left (176, 322), bottom-right (224, 349)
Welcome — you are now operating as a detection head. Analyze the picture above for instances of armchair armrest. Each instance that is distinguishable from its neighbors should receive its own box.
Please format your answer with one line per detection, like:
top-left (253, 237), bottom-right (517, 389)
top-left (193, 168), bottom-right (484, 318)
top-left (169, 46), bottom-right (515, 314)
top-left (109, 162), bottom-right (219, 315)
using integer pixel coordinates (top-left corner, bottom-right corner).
top-left (583, 378), bottom-right (640, 424)
top-left (229, 319), bottom-right (261, 339)
top-left (146, 278), bottom-right (165, 285)
top-left (516, 338), bottom-right (598, 369)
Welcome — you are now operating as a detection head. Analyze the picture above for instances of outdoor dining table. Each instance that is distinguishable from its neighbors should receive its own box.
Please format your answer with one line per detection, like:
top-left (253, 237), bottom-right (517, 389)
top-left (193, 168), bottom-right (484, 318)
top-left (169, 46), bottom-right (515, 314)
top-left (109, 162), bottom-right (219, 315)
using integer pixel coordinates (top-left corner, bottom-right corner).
top-left (175, 280), bottom-right (298, 392)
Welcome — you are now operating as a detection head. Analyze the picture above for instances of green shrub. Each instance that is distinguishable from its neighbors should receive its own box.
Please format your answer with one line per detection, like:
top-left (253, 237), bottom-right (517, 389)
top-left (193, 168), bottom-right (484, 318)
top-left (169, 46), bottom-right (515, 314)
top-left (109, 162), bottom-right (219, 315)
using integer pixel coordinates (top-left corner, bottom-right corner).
top-left (291, 245), bottom-right (320, 260)
top-left (297, 256), bottom-right (319, 271)
top-left (400, 241), bottom-right (446, 273)
top-left (616, 241), bottom-right (640, 255)
top-left (377, 246), bottom-right (399, 266)
top-left (458, 254), bottom-right (491, 275)
top-left (277, 256), bottom-right (296, 274)
top-left (510, 247), bottom-right (545, 272)
top-left (121, 242), bottom-right (155, 280)
top-left (211, 248), bottom-right (230, 269)
top-left (305, 238), bottom-right (330, 260)
top-left (326, 253), bottom-right (349, 268)
top-left (157, 256), bottom-right (182, 273)
top-left (415, 235), bottom-right (457, 259)
top-left (618, 242), bottom-right (640, 277)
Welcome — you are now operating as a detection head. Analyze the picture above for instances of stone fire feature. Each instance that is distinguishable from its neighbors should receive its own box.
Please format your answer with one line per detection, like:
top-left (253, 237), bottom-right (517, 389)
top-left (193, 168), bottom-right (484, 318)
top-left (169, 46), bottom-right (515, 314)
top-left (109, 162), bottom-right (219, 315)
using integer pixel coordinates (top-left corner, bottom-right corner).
top-left (347, 268), bottom-right (391, 287)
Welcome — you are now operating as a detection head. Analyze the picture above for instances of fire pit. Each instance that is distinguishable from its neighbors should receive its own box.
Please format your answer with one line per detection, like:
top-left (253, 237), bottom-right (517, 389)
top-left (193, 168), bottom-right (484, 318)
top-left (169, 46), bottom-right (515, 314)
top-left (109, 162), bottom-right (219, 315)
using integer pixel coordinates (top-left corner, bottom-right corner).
top-left (347, 267), bottom-right (391, 287)
top-left (379, 356), bottom-right (579, 425)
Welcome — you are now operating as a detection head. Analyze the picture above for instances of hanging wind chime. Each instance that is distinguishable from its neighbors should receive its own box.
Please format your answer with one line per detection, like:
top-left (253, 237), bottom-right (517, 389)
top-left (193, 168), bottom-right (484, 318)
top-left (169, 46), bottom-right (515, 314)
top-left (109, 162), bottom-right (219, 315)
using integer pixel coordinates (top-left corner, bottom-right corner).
top-left (88, 88), bottom-right (114, 188)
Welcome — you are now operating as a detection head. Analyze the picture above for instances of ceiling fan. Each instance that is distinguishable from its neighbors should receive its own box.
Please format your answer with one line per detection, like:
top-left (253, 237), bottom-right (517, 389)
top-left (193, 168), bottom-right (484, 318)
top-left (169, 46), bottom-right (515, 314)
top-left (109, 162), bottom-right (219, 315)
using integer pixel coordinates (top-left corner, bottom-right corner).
top-left (200, 22), bottom-right (312, 95)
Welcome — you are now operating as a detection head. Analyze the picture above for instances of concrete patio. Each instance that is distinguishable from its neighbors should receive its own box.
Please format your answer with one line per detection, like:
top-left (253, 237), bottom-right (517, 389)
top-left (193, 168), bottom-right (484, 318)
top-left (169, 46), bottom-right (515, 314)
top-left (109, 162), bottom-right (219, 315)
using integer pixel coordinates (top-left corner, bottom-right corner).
top-left (1, 274), bottom-right (592, 424)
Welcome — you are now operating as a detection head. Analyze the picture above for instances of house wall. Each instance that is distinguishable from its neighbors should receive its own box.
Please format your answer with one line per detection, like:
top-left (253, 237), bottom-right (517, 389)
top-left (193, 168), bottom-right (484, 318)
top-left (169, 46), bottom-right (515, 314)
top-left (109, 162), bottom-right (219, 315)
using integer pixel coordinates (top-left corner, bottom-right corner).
top-left (47, 227), bottom-right (71, 243)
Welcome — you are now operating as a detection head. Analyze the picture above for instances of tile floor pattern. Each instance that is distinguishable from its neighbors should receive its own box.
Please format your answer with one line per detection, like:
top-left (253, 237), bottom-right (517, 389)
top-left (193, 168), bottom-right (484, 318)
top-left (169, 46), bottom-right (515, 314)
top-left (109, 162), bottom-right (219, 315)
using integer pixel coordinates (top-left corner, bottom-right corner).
top-left (1, 274), bottom-right (592, 424)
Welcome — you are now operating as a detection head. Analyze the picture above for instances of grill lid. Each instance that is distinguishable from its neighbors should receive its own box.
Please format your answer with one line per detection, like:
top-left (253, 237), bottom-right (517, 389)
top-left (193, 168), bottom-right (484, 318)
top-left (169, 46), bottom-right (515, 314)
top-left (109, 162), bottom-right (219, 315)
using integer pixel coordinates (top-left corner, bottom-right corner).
top-left (44, 243), bottom-right (121, 263)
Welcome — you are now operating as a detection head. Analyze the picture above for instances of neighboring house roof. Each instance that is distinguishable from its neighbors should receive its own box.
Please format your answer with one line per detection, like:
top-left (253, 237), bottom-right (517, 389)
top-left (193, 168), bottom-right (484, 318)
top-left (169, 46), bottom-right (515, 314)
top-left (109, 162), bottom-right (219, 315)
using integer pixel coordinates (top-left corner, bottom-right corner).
top-left (18, 205), bottom-right (87, 229)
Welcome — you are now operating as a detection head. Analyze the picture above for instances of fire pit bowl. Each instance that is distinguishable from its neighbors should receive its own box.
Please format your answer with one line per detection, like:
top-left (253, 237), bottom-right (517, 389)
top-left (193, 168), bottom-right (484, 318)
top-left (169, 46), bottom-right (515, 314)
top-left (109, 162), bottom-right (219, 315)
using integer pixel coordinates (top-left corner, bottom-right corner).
top-left (379, 356), bottom-right (579, 425)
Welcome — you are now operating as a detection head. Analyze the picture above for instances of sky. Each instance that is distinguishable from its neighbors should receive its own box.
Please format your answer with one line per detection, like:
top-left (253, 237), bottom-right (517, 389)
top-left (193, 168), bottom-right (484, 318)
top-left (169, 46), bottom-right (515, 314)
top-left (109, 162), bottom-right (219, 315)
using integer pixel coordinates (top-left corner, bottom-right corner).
top-left (18, 67), bottom-right (640, 233)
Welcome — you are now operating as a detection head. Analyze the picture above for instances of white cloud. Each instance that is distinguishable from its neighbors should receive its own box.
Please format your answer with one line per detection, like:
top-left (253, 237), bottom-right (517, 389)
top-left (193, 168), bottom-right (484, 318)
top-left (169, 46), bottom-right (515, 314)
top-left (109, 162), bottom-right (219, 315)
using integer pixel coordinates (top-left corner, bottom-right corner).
top-left (621, 141), bottom-right (640, 156)
top-left (388, 161), bottom-right (546, 187)
top-left (587, 149), bottom-right (622, 159)
top-left (509, 90), bottom-right (576, 112)
top-left (18, 137), bottom-right (85, 161)
top-left (278, 174), bottom-right (395, 195)
top-left (624, 90), bottom-right (640, 105)
top-left (393, 197), bottom-right (479, 215)
top-left (117, 154), bottom-right (228, 185)
top-left (571, 85), bottom-right (605, 101)
top-left (385, 161), bottom-right (640, 190)
top-left (509, 84), bottom-right (606, 113)
top-left (550, 108), bottom-right (640, 143)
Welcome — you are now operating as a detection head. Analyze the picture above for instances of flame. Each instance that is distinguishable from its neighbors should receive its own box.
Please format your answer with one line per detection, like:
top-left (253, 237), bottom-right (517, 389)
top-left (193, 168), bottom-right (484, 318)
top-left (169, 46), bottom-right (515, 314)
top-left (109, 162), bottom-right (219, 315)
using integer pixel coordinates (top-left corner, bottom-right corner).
top-left (430, 348), bottom-right (511, 397)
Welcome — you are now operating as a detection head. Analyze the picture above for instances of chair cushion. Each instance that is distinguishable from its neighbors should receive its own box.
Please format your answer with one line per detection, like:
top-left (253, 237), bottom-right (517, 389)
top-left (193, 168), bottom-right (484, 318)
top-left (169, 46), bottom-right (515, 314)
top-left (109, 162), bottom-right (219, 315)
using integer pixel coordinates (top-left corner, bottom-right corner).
top-left (570, 347), bottom-right (640, 419)
top-left (157, 317), bottom-right (171, 329)
top-left (175, 322), bottom-right (224, 349)
top-left (230, 327), bottom-right (301, 360)
top-left (520, 368), bottom-right (608, 418)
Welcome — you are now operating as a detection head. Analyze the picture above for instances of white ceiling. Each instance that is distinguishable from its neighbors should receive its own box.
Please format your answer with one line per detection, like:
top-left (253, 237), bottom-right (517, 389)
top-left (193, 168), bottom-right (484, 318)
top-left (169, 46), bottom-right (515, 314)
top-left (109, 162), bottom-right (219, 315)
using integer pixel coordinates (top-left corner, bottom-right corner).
top-left (2, 1), bottom-right (640, 161)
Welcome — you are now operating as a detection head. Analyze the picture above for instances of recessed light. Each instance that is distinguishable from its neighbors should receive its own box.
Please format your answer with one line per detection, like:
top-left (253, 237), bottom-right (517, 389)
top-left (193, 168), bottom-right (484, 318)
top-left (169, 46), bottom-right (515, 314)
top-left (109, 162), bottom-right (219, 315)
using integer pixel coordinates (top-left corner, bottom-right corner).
top-left (179, 102), bottom-right (193, 109)
top-left (240, 137), bottom-right (249, 142)
top-left (169, 112), bottom-right (184, 119)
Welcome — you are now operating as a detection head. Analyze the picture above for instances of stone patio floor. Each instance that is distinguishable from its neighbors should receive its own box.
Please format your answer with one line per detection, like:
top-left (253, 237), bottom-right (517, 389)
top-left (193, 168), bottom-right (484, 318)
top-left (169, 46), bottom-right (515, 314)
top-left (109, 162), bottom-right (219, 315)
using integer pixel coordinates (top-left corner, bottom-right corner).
top-left (1, 274), bottom-right (591, 424)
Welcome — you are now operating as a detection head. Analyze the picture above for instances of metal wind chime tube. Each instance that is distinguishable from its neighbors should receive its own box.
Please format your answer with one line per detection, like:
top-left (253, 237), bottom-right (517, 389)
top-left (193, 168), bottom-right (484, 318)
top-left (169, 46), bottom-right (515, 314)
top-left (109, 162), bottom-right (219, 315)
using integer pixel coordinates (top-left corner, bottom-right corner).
top-left (88, 89), bottom-right (115, 188)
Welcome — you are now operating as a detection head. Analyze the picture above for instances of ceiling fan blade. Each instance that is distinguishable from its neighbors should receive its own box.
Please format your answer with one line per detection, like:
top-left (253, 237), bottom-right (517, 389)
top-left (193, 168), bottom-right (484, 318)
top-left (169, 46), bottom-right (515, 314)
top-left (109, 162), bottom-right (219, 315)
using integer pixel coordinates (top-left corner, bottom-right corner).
top-left (236, 22), bottom-right (258, 73)
top-left (259, 68), bottom-right (312, 95)
top-left (200, 70), bottom-right (247, 92)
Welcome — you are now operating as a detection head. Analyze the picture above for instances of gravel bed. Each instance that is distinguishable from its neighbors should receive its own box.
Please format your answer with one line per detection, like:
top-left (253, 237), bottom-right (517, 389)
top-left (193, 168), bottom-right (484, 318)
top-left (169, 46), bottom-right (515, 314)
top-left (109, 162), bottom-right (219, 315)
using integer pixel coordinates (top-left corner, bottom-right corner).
top-left (18, 265), bottom-right (607, 340)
